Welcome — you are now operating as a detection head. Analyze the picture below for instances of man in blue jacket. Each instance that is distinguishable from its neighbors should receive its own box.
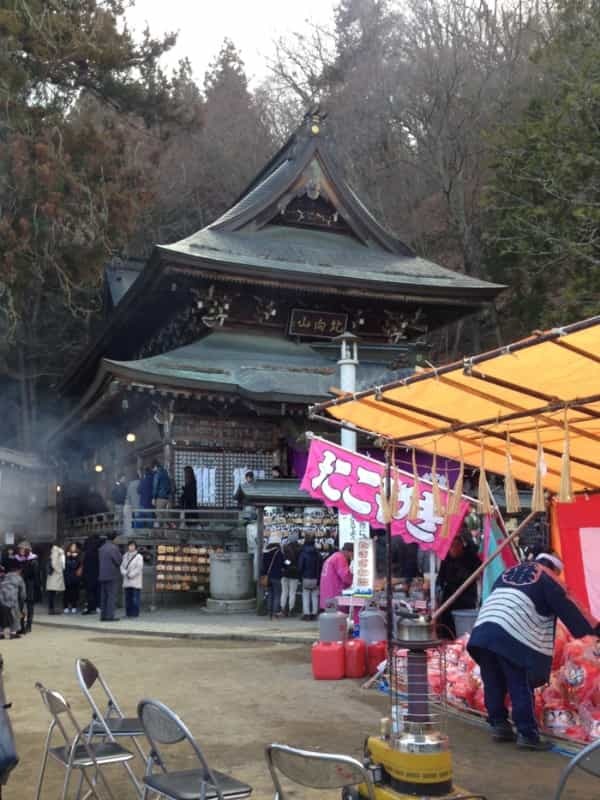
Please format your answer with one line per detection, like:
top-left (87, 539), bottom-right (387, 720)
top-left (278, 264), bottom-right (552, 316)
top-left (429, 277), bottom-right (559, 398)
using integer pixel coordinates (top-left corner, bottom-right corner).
top-left (468, 553), bottom-right (599, 750)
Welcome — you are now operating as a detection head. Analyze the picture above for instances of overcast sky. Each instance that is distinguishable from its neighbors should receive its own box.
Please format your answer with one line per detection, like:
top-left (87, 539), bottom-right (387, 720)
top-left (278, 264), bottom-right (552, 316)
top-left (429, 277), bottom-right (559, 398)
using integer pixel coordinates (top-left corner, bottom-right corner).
top-left (127, 0), bottom-right (337, 87)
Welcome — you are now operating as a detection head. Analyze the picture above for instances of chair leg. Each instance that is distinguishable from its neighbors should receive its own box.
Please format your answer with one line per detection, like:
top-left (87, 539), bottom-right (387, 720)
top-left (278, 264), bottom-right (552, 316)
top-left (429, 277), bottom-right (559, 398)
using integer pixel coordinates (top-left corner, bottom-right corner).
top-left (94, 763), bottom-right (118, 800)
top-left (35, 728), bottom-right (53, 800)
top-left (553, 764), bottom-right (574, 800)
top-left (61, 764), bottom-right (73, 800)
top-left (80, 768), bottom-right (104, 800)
top-left (74, 767), bottom-right (86, 800)
top-left (131, 735), bottom-right (147, 763)
top-left (122, 758), bottom-right (143, 796)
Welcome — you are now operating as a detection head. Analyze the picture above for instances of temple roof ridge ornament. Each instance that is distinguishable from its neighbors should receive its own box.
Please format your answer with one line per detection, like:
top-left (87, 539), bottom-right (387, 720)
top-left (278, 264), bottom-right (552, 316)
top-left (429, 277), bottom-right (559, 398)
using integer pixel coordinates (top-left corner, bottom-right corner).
top-left (169, 109), bottom-right (413, 256)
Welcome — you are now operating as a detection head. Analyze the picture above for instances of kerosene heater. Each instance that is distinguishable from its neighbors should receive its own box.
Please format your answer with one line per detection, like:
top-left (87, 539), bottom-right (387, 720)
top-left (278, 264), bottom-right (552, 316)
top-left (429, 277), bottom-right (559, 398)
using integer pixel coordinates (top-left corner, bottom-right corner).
top-left (352, 456), bottom-right (478, 800)
top-left (360, 613), bottom-right (456, 799)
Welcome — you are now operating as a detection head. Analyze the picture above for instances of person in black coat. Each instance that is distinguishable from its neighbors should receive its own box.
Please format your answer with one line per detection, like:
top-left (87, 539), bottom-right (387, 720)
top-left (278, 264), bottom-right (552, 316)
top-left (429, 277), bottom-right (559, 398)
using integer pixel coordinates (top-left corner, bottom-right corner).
top-left (280, 533), bottom-right (301, 617)
top-left (297, 535), bottom-right (323, 621)
top-left (180, 465), bottom-right (197, 526)
top-left (261, 539), bottom-right (284, 618)
top-left (63, 543), bottom-right (82, 613)
top-left (82, 534), bottom-right (101, 615)
top-left (437, 533), bottom-right (481, 638)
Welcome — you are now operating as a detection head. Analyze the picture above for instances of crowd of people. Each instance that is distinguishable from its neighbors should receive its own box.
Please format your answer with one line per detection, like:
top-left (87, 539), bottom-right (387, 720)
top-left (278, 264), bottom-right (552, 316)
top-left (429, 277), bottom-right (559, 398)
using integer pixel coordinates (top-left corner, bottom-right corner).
top-left (0, 535), bottom-right (145, 637)
top-left (257, 514), bottom-right (492, 631)
top-left (261, 533), bottom-right (335, 620)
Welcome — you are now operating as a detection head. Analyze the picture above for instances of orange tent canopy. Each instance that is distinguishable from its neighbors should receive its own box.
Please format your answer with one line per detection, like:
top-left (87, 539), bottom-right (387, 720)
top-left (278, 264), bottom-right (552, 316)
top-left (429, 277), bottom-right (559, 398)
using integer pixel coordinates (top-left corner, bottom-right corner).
top-left (311, 316), bottom-right (600, 494)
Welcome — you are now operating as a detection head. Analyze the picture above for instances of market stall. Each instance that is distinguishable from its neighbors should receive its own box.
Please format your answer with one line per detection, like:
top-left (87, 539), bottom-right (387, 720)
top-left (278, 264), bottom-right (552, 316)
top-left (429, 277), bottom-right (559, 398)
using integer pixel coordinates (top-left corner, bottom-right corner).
top-left (307, 315), bottom-right (600, 748)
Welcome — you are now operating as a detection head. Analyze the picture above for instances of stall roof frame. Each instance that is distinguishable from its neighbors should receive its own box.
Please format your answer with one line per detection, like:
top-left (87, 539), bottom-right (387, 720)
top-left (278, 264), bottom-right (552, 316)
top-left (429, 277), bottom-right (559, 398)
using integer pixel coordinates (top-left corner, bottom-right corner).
top-left (310, 315), bottom-right (600, 494)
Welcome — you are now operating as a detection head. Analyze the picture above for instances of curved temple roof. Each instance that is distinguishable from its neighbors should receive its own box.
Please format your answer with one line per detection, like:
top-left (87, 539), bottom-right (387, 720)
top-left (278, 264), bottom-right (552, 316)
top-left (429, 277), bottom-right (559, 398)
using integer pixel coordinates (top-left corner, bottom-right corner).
top-left (159, 117), bottom-right (503, 301)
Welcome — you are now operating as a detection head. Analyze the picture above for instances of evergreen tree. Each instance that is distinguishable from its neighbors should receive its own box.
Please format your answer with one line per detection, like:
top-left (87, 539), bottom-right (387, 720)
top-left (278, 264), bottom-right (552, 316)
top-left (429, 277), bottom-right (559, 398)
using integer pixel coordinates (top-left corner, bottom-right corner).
top-left (483, 0), bottom-right (600, 333)
top-left (0, 0), bottom-right (178, 446)
top-left (201, 39), bottom-right (274, 219)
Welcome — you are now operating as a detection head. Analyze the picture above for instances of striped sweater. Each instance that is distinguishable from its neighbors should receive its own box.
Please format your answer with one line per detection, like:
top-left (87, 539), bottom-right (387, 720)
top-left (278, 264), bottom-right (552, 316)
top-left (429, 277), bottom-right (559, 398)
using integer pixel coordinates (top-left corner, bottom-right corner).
top-left (468, 562), bottom-right (598, 686)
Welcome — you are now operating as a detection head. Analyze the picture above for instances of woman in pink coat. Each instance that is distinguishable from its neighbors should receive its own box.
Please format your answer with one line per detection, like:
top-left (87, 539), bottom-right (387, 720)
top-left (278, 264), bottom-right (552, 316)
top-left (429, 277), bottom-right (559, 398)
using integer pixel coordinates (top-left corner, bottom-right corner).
top-left (319, 543), bottom-right (353, 610)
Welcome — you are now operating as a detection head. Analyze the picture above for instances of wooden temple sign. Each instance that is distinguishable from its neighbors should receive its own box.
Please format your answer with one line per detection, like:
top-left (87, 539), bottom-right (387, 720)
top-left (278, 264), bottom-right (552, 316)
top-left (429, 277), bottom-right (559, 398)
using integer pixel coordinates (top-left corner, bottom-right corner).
top-left (289, 309), bottom-right (348, 339)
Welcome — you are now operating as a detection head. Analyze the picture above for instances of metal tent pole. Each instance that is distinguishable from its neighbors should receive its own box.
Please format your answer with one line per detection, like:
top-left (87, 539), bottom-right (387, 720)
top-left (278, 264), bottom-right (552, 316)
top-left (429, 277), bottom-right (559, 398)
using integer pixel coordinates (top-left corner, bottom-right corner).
top-left (431, 511), bottom-right (537, 623)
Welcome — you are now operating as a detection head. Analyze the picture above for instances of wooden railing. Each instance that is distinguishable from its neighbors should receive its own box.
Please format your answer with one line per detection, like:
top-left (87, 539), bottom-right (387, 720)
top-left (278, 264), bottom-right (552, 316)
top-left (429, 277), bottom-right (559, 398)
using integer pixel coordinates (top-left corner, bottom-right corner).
top-left (61, 507), bottom-right (244, 540)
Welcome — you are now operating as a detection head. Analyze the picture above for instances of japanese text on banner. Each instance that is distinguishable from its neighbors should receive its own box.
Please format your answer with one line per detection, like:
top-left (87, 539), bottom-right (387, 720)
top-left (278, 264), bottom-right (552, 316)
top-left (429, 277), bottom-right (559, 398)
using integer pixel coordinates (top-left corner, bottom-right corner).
top-left (300, 438), bottom-right (468, 559)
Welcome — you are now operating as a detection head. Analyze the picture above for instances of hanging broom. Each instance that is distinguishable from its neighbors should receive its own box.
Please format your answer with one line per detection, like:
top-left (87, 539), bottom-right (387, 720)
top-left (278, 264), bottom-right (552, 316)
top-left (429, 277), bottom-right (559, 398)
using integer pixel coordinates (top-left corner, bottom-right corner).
top-left (504, 432), bottom-right (521, 514)
top-left (390, 446), bottom-right (399, 517)
top-left (531, 424), bottom-right (546, 513)
top-left (448, 440), bottom-right (464, 515)
top-left (559, 407), bottom-right (574, 503)
top-left (431, 442), bottom-right (444, 517)
top-left (439, 461), bottom-right (451, 537)
top-left (408, 448), bottom-right (420, 520)
top-left (477, 437), bottom-right (494, 516)
top-left (379, 446), bottom-right (399, 524)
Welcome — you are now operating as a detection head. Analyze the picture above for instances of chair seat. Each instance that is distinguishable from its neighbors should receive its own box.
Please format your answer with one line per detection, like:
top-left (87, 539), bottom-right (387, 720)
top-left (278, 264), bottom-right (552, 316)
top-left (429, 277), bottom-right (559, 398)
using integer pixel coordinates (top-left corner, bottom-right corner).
top-left (49, 741), bottom-right (135, 768)
top-left (83, 717), bottom-right (145, 737)
top-left (143, 768), bottom-right (252, 800)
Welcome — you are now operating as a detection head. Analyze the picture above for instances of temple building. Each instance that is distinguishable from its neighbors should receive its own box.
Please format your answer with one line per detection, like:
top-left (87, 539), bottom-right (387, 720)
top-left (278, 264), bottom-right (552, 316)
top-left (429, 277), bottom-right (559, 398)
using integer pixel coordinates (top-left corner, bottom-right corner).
top-left (49, 112), bottom-right (502, 521)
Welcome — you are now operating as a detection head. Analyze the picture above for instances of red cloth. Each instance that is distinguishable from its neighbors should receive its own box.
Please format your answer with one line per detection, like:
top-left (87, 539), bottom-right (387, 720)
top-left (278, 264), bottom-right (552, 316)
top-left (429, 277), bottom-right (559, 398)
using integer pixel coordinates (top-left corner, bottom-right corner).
top-left (556, 495), bottom-right (600, 619)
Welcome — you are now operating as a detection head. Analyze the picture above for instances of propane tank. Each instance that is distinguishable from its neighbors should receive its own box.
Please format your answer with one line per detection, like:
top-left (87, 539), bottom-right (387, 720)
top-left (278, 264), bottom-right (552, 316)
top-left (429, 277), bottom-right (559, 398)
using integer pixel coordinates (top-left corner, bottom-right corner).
top-left (359, 602), bottom-right (386, 643)
top-left (318, 601), bottom-right (348, 643)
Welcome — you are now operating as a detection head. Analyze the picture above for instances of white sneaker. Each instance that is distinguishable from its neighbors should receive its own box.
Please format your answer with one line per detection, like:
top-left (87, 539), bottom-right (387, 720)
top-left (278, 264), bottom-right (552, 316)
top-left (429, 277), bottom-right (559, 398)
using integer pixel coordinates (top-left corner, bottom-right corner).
top-left (71, 608), bottom-right (77, 614)
top-left (63, 609), bottom-right (70, 614)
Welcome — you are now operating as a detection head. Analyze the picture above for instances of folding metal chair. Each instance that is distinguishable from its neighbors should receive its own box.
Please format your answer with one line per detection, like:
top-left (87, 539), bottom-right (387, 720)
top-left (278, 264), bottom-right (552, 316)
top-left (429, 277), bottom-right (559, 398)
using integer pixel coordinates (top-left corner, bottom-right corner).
top-left (137, 698), bottom-right (253, 800)
top-left (265, 743), bottom-right (376, 800)
top-left (35, 682), bottom-right (134, 800)
top-left (76, 658), bottom-right (146, 795)
top-left (553, 737), bottom-right (600, 799)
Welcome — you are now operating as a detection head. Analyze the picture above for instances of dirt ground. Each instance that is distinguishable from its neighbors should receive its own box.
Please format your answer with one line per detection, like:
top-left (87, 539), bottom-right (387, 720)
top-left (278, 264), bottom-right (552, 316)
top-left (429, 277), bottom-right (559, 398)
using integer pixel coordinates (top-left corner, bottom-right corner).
top-left (2, 628), bottom-right (597, 800)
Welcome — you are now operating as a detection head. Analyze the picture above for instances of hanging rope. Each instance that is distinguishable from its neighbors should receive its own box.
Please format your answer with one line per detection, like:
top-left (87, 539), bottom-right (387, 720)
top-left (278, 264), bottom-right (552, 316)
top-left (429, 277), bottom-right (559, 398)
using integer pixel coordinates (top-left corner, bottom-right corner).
top-left (504, 431), bottom-right (521, 514)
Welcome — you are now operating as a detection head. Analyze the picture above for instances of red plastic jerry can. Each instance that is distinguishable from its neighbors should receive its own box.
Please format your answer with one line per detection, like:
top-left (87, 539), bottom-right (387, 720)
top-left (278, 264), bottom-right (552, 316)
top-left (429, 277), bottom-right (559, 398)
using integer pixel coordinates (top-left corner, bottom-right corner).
top-left (312, 641), bottom-right (345, 680)
top-left (344, 638), bottom-right (367, 679)
top-left (367, 641), bottom-right (387, 676)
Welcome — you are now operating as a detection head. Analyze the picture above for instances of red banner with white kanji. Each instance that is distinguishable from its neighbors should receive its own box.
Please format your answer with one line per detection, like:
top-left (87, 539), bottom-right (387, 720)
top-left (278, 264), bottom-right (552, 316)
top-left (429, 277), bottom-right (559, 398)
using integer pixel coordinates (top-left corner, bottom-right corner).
top-left (555, 494), bottom-right (600, 619)
top-left (300, 437), bottom-right (469, 559)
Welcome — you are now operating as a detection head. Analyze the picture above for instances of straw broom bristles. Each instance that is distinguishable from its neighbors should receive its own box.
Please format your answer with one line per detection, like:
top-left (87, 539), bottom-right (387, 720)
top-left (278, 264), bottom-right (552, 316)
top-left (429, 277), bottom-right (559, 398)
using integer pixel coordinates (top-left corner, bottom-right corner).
top-left (448, 441), bottom-right (464, 516)
top-left (504, 432), bottom-right (521, 514)
top-left (532, 425), bottom-right (546, 513)
top-left (431, 442), bottom-right (444, 517)
top-left (559, 408), bottom-right (574, 503)
top-left (408, 448), bottom-right (420, 520)
top-left (478, 437), bottom-right (494, 515)
top-left (379, 447), bottom-right (399, 524)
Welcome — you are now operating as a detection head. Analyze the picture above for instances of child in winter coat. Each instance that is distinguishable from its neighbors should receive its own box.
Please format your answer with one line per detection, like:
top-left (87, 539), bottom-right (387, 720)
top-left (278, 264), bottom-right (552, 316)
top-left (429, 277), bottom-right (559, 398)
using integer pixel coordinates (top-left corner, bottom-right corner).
top-left (0, 564), bottom-right (26, 639)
